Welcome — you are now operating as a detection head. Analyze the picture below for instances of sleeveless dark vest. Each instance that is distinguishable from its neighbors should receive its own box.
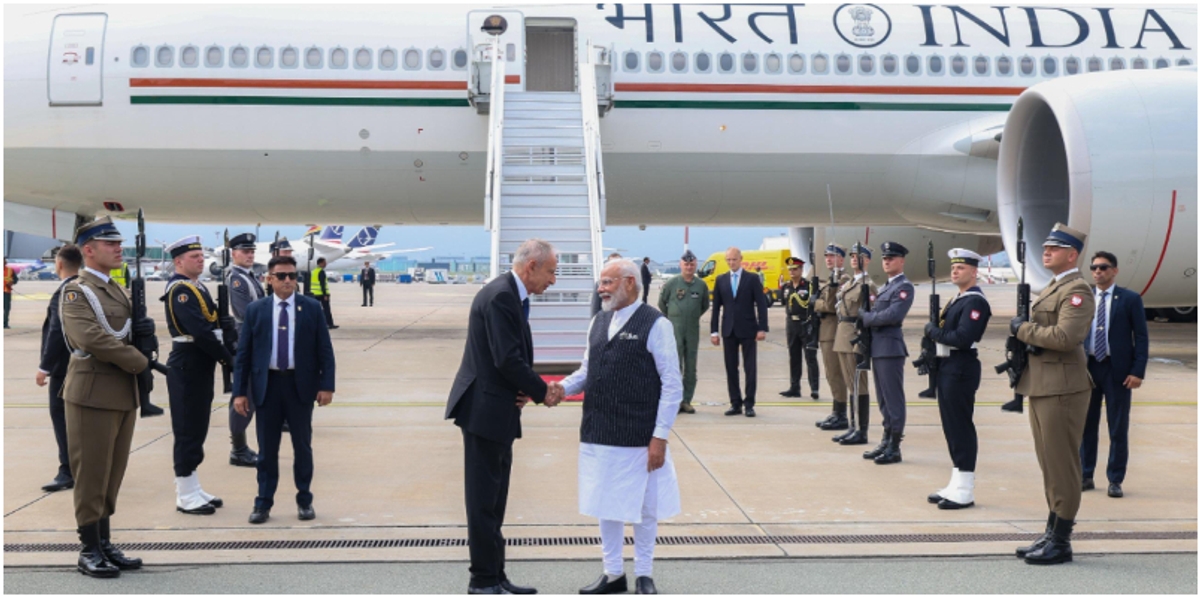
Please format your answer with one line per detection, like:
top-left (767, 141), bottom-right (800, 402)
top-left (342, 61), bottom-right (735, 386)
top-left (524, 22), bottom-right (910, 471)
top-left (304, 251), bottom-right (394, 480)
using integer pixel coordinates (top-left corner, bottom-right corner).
top-left (581, 304), bottom-right (664, 447)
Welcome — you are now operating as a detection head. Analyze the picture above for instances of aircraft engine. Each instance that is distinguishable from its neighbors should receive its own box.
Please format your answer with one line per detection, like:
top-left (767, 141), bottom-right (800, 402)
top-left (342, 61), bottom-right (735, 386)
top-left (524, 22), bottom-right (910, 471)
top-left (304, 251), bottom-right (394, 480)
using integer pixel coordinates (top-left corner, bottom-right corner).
top-left (997, 68), bottom-right (1196, 308)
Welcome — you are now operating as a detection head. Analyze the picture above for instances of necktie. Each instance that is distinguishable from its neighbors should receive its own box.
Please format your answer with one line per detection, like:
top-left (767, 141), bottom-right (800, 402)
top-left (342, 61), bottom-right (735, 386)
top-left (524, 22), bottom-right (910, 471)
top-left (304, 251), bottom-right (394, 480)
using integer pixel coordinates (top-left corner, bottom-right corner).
top-left (731, 273), bottom-right (739, 298)
top-left (1094, 291), bottom-right (1108, 361)
top-left (522, 298), bottom-right (530, 321)
top-left (277, 302), bottom-right (290, 370)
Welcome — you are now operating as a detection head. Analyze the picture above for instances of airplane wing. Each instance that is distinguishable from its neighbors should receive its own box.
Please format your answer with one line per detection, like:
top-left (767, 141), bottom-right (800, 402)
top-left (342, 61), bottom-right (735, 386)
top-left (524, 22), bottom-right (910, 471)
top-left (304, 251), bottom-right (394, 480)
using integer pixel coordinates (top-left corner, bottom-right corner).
top-left (361, 246), bottom-right (432, 256)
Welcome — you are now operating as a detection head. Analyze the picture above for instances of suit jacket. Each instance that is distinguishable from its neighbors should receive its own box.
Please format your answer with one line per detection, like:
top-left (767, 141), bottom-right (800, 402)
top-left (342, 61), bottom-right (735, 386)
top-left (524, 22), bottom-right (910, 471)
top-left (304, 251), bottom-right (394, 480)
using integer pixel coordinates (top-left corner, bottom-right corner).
top-left (641, 263), bottom-right (652, 286)
top-left (446, 272), bottom-right (548, 444)
top-left (39, 275), bottom-right (77, 378)
top-left (710, 269), bottom-right (769, 339)
top-left (232, 293), bottom-right (335, 406)
top-left (861, 274), bottom-right (915, 358)
top-left (1016, 271), bottom-right (1095, 397)
top-left (1089, 285), bottom-right (1149, 380)
top-left (360, 267), bottom-right (376, 287)
top-left (59, 270), bottom-right (148, 411)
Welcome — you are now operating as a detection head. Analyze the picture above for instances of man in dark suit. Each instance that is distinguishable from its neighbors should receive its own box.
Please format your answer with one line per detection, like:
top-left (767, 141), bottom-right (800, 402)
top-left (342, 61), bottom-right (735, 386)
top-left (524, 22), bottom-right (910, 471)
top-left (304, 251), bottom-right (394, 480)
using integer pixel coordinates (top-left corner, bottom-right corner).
top-left (446, 238), bottom-right (563, 595)
top-left (1079, 251), bottom-right (1148, 499)
top-left (640, 257), bottom-right (652, 304)
top-left (232, 255), bottom-right (336, 525)
top-left (35, 244), bottom-right (82, 493)
top-left (710, 247), bottom-right (770, 417)
top-left (359, 260), bottom-right (376, 307)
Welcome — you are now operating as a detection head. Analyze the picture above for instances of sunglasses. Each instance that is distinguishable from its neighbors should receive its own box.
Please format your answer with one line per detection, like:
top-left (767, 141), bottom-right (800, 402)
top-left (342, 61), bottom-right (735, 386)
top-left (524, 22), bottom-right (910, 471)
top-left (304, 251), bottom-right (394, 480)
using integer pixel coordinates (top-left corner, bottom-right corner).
top-left (272, 272), bottom-right (299, 280)
top-left (1089, 264), bottom-right (1113, 272)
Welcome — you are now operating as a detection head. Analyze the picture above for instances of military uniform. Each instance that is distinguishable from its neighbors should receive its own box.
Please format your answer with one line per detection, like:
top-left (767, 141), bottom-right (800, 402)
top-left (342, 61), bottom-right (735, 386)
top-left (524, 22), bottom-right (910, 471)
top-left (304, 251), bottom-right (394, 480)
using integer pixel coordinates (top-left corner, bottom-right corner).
top-left (1013, 223), bottom-right (1095, 565)
top-left (60, 217), bottom-right (151, 577)
top-left (833, 245), bottom-right (877, 446)
top-left (779, 258), bottom-right (820, 399)
top-left (163, 237), bottom-right (234, 516)
top-left (814, 244), bottom-right (851, 430)
top-left (225, 233), bottom-right (263, 467)
top-left (657, 251), bottom-right (710, 411)
top-left (860, 242), bottom-right (915, 464)
top-left (925, 249), bottom-right (992, 509)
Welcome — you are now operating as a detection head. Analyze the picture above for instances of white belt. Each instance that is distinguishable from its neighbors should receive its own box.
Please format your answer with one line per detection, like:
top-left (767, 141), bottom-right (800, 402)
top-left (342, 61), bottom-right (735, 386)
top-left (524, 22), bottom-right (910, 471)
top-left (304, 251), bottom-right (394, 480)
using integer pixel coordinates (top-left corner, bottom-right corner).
top-left (173, 336), bottom-right (195, 343)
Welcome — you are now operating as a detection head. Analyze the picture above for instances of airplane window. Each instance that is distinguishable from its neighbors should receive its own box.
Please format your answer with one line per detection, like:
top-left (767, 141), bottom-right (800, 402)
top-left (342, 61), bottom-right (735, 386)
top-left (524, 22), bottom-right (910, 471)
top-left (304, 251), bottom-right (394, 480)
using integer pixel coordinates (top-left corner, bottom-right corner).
top-left (788, 53), bottom-right (805, 74)
top-left (835, 54), bottom-right (850, 74)
top-left (859, 54), bottom-right (874, 74)
top-left (231, 46), bottom-right (248, 68)
top-left (647, 51), bottom-right (664, 73)
top-left (1132, 58), bottom-right (1147, 69)
top-left (997, 56), bottom-right (1011, 75)
top-left (742, 53), bottom-right (758, 73)
top-left (696, 52), bottom-right (711, 72)
top-left (1109, 57), bottom-right (1124, 70)
top-left (812, 54), bottom-right (828, 74)
top-left (1064, 57), bottom-right (1079, 75)
top-left (882, 54), bottom-right (897, 74)
top-left (765, 53), bottom-right (781, 73)
top-left (131, 45), bottom-right (149, 67)
top-left (1042, 57), bottom-right (1056, 76)
top-left (428, 49), bottom-right (444, 69)
top-left (928, 55), bottom-right (943, 74)
top-left (281, 47), bottom-right (297, 68)
top-left (155, 45), bottom-right (173, 68)
top-left (204, 46), bottom-right (222, 68)
top-left (356, 48), bottom-right (373, 69)
top-left (951, 55), bottom-right (965, 75)
top-left (181, 46), bottom-right (198, 68)
top-left (1155, 58), bottom-right (1169, 69)
top-left (331, 48), bottom-right (347, 68)
top-left (905, 55), bottom-right (919, 74)
top-left (624, 51), bottom-right (639, 71)
top-left (452, 49), bottom-right (467, 69)
top-left (699, 260), bottom-right (716, 278)
top-left (671, 51), bottom-right (687, 73)
top-left (718, 52), bottom-right (734, 73)
top-left (1019, 56), bottom-right (1034, 75)
top-left (1178, 58), bottom-right (1192, 66)
top-left (973, 56), bottom-right (988, 75)
top-left (404, 49), bottom-right (421, 69)
top-left (256, 47), bottom-right (272, 68)
top-left (381, 49), bottom-right (398, 70)
top-left (1087, 57), bottom-right (1102, 72)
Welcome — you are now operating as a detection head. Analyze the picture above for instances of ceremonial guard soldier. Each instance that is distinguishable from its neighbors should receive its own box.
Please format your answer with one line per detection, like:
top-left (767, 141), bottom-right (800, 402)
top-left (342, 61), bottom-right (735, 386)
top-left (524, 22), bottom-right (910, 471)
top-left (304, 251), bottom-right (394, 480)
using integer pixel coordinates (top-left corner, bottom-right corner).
top-left (814, 244), bottom-right (851, 430)
top-left (225, 232), bottom-right (263, 467)
top-left (657, 250), bottom-right (709, 413)
top-left (859, 242), bottom-right (915, 464)
top-left (925, 248), bottom-right (991, 509)
top-left (1012, 223), bottom-right (1095, 565)
top-left (779, 256), bottom-right (820, 399)
top-left (163, 236), bottom-right (235, 515)
top-left (59, 217), bottom-right (155, 577)
top-left (832, 244), bottom-right (876, 446)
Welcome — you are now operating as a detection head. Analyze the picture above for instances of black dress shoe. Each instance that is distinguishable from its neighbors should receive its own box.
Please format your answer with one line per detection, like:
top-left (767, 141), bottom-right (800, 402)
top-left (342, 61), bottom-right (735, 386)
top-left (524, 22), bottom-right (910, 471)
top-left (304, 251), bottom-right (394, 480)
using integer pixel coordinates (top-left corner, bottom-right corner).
top-left (207, 496), bottom-right (224, 508)
top-left (298, 505), bottom-right (315, 520)
top-left (831, 427), bottom-right (854, 442)
top-left (579, 574), bottom-right (627, 594)
top-left (938, 498), bottom-right (974, 510)
top-left (41, 472), bottom-right (74, 493)
top-left (1108, 483), bottom-right (1123, 498)
top-left (724, 407), bottom-right (742, 416)
top-left (810, 391), bottom-right (820, 400)
top-left (98, 518), bottom-right (142, 570)
top-left (873, 436), bottom-right (902, 464)
top-left (635, 576), bottom-right (657, 594)
top-left (744, 407), bottom-right (756, 418)
top-left (862, 432), bottom-right (890, 460)
top-left (177, 503), bottom-right (216, 515)
top-left (229, 446), bottom-right (258, 467)
top-left (500, 579), bottom-right (537, 594)
top-left (328, 325), bottom-right (340, 330)
top-left (139, 402), bottom-right (165, 418)
top-left (815, 413), bottom-right (836, 428)
top-left (1082, 478), bottom-right (1095, 491)
top-left (839, 429), bottom-right (868, 446)
top-left (819, 414), bottom-right (849, 431)
top-left (928, 492), bottom-right (946, 504)
top-left (468, 585), bottom-right (508, 594)
top-left (779, 388), bottom-right (801, 397)
top-left (249, 508), bottom-right (270, 524)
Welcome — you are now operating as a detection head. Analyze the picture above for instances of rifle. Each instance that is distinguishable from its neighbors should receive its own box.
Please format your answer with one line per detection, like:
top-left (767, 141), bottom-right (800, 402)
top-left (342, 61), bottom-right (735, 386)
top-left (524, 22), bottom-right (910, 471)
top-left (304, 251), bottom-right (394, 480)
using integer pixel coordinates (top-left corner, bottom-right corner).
top-left (132, 209), bottom-right (167, 417)
top-left (216, 229), bottom-right (234, 394)
top-left (914, 241), bottom-right (939, 398)
top-left (804, 236), bottom-right (820, 351)
top-left (995, 217), bottom-right (1038, 413)
top-left (849, 242), bottom-right (872, 371)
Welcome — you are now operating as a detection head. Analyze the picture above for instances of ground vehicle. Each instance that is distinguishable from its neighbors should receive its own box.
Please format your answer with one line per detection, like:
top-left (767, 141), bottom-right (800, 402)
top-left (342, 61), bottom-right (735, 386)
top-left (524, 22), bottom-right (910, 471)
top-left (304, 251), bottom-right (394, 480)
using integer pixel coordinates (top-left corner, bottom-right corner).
top-left (698, 249), bottom-right (790, 306)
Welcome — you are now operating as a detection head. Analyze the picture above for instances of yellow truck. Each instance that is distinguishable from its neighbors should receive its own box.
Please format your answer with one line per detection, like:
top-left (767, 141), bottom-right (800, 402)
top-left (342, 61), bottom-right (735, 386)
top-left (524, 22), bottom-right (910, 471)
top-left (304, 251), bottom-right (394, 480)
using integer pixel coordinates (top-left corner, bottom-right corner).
top-left (697, 249), bottom-right (791, 307)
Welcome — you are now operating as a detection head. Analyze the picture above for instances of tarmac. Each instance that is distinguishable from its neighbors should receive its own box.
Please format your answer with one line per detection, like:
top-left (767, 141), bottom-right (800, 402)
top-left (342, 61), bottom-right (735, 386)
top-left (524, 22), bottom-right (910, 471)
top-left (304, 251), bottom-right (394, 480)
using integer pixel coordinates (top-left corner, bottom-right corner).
top-left (3, 278), bottom-right (1196, 592)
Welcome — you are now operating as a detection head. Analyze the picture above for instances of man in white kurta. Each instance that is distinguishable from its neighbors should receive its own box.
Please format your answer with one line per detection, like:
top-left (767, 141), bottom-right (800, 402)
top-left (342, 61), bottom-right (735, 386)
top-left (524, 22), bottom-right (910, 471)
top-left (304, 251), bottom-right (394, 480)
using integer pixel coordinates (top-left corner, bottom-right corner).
top-left (559, 260), bottom-right (682, 595)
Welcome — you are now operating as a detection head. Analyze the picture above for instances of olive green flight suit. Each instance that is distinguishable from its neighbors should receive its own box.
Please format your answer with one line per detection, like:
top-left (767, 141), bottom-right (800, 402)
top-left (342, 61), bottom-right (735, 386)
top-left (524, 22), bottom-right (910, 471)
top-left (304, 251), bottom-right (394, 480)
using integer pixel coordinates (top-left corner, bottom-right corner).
top-left (658, 275), bottom-right (710, 404)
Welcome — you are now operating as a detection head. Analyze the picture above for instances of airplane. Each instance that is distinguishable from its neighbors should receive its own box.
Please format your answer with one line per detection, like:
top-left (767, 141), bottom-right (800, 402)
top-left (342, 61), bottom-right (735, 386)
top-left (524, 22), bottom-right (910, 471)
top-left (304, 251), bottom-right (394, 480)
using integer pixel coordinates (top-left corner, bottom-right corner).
top-left (3, 4), bottom-right (1195, 311)
top-left (328, 225), bottom-right (433, 269)
top-left (7, 259), bottom-right (49, 277)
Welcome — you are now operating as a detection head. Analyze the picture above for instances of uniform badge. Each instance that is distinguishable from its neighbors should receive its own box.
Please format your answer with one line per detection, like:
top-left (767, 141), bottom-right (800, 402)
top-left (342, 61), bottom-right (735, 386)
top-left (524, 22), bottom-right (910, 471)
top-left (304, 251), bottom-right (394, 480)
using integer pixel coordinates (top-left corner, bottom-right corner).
top-left (64, 290), bottom-right (78, 303)
top-left (869, 294), bottom-right (876, 302)
top-left (970, 310), bottom-right (981, 320)
top-left (1070, 294), bottom-right (1083, 307)
top-left (676, 288), bottom-right (686, 300)
top-left (233, 280), bottom-right (241, 288)
top-left (690, 291), bottom-right (701, 299)
top-left (178, 293), bottom-right (189, 304)
top-left (899, 290), bottom-right (908, 300)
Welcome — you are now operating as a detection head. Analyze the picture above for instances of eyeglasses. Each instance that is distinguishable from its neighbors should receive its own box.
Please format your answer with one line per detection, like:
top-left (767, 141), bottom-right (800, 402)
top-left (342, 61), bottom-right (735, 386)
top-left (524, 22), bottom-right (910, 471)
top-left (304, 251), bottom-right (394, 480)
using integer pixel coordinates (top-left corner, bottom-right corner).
top-left (1090, 264), bottom-right (1112, 271)
top-left (272, 272), bottom-right (299, 280)
top-left (598, 275), bottom-right (633, 287)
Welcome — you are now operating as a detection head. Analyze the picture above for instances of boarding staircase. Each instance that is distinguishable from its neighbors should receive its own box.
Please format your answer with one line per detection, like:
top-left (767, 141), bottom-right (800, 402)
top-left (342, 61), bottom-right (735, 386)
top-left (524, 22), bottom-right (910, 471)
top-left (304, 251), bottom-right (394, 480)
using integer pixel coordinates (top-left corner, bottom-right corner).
top-left (473, 38), bottom-right (613, 364)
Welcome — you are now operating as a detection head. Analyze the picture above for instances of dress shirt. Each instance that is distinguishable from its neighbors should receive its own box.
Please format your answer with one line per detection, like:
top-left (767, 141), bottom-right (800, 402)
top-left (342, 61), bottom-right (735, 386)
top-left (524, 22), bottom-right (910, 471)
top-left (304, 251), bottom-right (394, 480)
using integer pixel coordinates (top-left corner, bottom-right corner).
top-left (511, 271), bottom-right (529, 303)
top-left (269, 293), bottom-right (297, 370)
top-left (730, 268), bottom-right (742, 297)
top-left (84, 266), bottom-right (111, 284)
top-left (1089, 285), bottom-right (1115, 357)
top-left (1053, 267), bottom-right (1080, 283)
top-left (561, 301), bottom-right (683, 440)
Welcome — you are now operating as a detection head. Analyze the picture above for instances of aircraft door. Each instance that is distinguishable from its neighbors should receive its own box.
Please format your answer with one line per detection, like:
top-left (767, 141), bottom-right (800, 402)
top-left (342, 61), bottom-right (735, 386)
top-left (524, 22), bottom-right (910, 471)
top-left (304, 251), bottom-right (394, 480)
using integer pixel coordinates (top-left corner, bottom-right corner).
top-left (468, 10), bottom-right (524, 90)
top-left (48, 13), bottom-right (107, 106)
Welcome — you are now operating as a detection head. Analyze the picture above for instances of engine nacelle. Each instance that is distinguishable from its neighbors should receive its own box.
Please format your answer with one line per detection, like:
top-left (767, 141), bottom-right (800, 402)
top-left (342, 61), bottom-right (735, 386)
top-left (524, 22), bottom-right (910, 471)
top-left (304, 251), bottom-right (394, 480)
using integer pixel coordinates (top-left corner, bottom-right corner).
top-left (997, 68), bottom-right (1197, 308)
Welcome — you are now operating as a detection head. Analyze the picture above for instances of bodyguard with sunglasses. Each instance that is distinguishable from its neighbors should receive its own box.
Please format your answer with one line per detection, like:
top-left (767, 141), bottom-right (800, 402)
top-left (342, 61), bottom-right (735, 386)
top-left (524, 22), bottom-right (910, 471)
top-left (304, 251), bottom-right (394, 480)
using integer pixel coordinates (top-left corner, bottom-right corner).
top-left (232, 255), bottom-right (336, 525)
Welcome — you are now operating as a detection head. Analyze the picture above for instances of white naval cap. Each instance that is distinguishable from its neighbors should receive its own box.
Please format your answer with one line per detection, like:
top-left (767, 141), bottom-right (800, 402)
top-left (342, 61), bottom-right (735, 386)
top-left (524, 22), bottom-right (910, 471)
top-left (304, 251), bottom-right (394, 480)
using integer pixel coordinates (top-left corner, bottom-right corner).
top-left (948, 248), bottom-right (982, 267)
top-left (168, 235), bottom-right (205, 259)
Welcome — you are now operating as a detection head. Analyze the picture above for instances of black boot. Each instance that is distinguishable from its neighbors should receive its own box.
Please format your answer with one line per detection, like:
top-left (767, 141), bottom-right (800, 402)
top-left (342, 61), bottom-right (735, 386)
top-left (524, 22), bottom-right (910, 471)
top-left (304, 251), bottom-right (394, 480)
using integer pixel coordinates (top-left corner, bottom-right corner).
top-left (139, 395), bottom-right (164, 418)
top-left (1001, 395), bottom-right (1024, 413)
top-left (77, 522), bottom-right (120, 578)
top-left (780, 384), bottom-right (801, 398)
top-left (1016, 512), bottom-right (1057, 558)
top-left (818, 401), bottom-right (848, 430)
top-left (1024, 515), bottom-right (1074, 565)
top-left (98, 517), bottom-right (142, 570)
top-left (839, 395), bottom-right (870, 445)
top-left (229, 432), bottom-right (258, 467)
top-left (863, 429), bottom-right (890, 460)
top-left (874, 433), bottom-right (903, 464)
top-left (917, 386), bottom-right (936, 399)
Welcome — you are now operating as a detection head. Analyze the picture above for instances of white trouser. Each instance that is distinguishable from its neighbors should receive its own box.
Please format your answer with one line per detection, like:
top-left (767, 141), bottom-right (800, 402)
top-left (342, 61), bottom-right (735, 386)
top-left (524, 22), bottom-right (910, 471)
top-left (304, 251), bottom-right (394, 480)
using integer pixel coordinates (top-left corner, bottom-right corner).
top-left (599, 467), bottom-right (659, 578)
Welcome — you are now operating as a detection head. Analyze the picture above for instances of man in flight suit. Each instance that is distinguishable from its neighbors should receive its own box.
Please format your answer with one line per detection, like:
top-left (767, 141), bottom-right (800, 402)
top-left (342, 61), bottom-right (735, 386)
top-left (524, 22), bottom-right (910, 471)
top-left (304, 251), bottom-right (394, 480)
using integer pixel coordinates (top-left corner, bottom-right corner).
top-left (779, 256), bottom-right (820, 399)
top-left (657, 250), bottom-right (709, 414)
top-left (225, 232), bottom-right (263, 467)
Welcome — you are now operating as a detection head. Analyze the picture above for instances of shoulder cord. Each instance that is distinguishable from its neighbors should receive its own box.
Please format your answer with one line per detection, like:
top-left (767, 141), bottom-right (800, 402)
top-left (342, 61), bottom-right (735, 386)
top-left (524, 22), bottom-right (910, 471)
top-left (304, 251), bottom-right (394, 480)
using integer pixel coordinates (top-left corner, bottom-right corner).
top-left (167, 280), bottom-right (218, 335)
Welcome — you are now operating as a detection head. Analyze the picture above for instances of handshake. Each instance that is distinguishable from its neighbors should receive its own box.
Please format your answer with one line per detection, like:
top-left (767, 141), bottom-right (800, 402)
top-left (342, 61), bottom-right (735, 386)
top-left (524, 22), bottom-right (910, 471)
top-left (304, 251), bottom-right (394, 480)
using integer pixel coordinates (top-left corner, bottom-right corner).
top-left (517, 382), bottom-right (566, 409)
